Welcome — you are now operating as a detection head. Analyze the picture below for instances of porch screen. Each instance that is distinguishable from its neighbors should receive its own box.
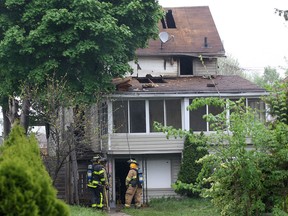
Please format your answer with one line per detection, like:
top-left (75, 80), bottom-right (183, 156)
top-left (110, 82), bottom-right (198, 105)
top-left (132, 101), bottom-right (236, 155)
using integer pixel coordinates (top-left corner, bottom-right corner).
top-left (112, 101), bottom-right (128, 133)
top-left (166, 99), bottom-right (181, 129)
top-left (189, 99), bottom-right (206, 131)
top-left (248, 98), bottom-right (266, 122)
top-left (130, 100), bottom-right (146, 133)
top-left (149, 100), bottom-right (164, 132)
top-left (208, 105), bottom-right (224, 131)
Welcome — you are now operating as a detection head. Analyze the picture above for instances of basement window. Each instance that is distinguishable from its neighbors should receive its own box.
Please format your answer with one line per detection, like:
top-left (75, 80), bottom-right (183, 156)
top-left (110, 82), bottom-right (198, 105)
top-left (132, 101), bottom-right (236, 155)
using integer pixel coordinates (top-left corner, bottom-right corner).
top-left (180, 56), bottom-right (193, 75)
top-left (161, 9), bottom-right (176, 29)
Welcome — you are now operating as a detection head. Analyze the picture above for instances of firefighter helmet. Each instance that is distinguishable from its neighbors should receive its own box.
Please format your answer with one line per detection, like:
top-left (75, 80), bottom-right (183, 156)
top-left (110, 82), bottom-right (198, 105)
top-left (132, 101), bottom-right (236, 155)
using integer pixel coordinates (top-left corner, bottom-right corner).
top-left (100, 157), bottom-right (107, 164)
top-left (127, 159), bottom-right (138, 165)
top-left (92, 155), bottom-right (102, 163)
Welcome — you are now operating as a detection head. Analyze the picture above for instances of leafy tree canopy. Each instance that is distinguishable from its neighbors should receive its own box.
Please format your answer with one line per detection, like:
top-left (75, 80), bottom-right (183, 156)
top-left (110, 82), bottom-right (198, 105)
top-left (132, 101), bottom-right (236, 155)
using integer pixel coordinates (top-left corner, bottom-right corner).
top-left (0, 0), bottom-right (163, 103)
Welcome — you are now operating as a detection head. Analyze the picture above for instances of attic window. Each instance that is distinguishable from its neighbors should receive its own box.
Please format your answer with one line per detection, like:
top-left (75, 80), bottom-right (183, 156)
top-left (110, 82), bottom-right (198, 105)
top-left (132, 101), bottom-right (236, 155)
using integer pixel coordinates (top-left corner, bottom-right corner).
top-left (161, 9), bottom-right (176, 29)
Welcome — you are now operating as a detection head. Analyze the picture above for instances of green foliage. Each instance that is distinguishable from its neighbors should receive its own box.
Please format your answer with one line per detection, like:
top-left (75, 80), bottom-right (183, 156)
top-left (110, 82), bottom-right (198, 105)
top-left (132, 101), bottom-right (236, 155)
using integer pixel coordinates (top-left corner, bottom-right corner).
top-left (158, 96), bottom-right (288, 215)
top-left (0, 0), bottom-right (163, 104)
top-left (251, 66), bottom-right (281, 89)
top-left (0, 125), bottom-right (70, 216)
top-left (173, 134), bottom-right (208, 197)
top-left (193, 98), bottom-right (288, 215)
top-left (263, 81), bottom-right (288, 124)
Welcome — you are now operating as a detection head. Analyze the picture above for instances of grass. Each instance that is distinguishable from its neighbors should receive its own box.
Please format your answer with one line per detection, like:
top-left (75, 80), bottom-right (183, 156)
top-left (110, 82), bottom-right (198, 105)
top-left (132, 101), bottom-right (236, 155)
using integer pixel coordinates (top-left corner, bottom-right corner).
top-left (70, 198), bottom-right (219, 216)
top-left (69, 205), bottom-right (108, 216)
top-left (122, 197), bottom-right (220, 216)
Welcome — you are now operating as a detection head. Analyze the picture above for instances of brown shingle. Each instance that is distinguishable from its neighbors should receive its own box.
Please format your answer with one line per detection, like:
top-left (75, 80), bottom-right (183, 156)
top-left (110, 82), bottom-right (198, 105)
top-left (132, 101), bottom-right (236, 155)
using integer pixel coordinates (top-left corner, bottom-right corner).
top-left (137, 6), bottom-right (225, 57)
top-left (115, 76), bottom-right (266, 94)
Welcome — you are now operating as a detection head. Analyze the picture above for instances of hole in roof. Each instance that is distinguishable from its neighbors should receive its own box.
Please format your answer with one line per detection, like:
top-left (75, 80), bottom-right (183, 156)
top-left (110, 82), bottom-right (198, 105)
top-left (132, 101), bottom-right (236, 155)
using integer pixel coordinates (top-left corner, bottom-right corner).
top-left (161, 9), bottom-right (176, 29)
top-left (137, 77), bottom-right (166, 83)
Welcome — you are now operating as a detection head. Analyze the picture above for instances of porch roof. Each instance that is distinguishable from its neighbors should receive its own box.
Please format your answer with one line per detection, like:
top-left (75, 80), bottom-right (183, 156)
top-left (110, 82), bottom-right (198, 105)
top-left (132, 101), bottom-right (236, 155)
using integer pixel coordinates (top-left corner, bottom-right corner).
top-left (111, 75), bottom-right (267, 95)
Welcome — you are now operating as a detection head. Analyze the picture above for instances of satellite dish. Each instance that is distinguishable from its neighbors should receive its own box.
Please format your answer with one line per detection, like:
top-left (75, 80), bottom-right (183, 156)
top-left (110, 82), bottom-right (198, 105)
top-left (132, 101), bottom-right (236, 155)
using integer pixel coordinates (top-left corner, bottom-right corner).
top-left (159, 32), bottom-right (170, 43)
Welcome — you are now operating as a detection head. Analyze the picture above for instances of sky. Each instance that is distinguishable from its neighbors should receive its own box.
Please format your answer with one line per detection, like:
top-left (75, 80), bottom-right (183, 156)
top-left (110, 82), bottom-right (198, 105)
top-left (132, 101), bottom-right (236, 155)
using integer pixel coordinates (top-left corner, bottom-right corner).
top-left (158, 0), bottom-right (288, 76)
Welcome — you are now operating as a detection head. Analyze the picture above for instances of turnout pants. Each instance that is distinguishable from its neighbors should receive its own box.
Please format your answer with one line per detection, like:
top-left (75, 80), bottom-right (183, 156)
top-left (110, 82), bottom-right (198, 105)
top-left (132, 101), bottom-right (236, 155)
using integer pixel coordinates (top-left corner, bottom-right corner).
top-left (125, 186), bottom-right (142, 208)
top-left (89, 186), bottom-right (104, 209)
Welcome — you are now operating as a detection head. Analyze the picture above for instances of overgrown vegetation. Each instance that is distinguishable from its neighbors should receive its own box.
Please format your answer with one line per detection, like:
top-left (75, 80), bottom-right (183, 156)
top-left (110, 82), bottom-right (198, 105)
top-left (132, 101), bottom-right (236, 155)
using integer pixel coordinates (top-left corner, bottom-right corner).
top-left (0, 125), bottom-right (69, 215)
top-left (156, 83), bottom-right (288, 215)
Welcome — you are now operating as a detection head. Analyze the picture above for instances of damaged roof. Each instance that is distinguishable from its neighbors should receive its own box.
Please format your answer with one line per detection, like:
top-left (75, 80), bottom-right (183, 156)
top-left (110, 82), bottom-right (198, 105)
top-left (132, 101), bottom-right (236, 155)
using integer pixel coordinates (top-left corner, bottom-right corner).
top-left (136, 6), bottom-right (225, 57)
top-left (112, 75), bottom-right (267, 95)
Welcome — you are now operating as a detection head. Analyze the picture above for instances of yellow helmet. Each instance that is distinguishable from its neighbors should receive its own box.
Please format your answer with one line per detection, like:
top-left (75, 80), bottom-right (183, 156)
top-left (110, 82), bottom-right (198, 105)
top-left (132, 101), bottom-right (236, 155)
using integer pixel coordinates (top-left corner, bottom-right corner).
top-left (130, 163), bottom-right (138, 169)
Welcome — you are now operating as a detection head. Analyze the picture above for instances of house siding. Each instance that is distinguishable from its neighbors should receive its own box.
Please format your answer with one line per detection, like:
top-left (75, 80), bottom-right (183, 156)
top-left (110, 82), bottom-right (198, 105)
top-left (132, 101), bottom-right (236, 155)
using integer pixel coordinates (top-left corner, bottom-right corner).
top-left (109, 133), bottom-right (184, 154)
top-left (128, 56), bottom-right (218, 78)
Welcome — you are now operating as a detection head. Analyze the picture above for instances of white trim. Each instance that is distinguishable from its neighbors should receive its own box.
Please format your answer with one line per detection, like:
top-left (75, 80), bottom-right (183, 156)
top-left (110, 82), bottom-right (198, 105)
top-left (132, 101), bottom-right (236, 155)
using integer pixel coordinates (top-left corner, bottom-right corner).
top-left (108, 92), bottom-right (268, 99)
top-left (183, 98), bottom-right (190, 130)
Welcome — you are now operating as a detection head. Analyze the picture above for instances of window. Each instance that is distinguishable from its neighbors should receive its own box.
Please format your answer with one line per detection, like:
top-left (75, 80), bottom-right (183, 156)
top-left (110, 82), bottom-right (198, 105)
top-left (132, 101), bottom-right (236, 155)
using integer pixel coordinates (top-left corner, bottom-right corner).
top-left (180, 56), bottom-right (193, 75)
top-left (149, 100), bottom-right (164, 132)
top-left (208, 105), bottom-right (224, 131)
top-left (190, 103), bottom-right (206, 131)
top-left (113, 101), bottom-right (128, 133)
top-left (166, 99), bottom-right (182, 129)
top-left (113, 99), bottom-right (182, 133)
top-left (189, 99), bottom-right (224, 132)
top-left (248, 98), bottom-right (266, 122)
top-left (130, 101), bottom-right (146, 133)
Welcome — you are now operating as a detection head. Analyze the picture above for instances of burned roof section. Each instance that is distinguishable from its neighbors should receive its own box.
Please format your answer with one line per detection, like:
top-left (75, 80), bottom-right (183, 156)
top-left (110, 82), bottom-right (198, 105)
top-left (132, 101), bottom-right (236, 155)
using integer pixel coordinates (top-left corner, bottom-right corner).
top-left (112, 75), bottom-right (266, 94)
top-left (137, 6), bottom-right (225, 57)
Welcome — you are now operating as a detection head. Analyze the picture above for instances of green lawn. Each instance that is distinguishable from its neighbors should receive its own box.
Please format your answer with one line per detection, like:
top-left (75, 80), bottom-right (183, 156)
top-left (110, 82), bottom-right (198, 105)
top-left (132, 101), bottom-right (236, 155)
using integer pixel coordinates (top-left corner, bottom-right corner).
top-left (70, 198), bottom-right (219, 216)
top-left (123, 198), bottom-right (220, 216)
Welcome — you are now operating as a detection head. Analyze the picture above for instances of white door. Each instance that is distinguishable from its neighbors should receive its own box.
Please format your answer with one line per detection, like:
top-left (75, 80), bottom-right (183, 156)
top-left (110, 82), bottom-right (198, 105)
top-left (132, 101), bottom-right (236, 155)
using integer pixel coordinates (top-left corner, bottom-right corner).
top-left (147, 159), bottom-right (171, 188)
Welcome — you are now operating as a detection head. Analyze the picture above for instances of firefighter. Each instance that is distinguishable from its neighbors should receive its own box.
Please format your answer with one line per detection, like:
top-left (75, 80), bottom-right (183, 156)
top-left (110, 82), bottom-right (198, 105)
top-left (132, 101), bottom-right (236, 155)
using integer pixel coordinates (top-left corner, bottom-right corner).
top-left (99, 157), bottom-right (110, 211)
top-left (87, 155), bottom-right (107, 210)
top-left (125, 159), bottom-right (143, 209)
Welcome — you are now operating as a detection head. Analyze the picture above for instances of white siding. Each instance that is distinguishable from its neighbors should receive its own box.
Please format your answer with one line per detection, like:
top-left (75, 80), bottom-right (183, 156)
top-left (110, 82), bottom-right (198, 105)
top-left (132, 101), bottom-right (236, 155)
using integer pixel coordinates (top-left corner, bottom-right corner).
top-left (193, 58), bottom-right (218, 76)
top-left (129, 56), bottom-right (177, 77)
top-left (109, 133), bottom-right (184, 154)
top-left (128, 56), bottom-right (218, 77)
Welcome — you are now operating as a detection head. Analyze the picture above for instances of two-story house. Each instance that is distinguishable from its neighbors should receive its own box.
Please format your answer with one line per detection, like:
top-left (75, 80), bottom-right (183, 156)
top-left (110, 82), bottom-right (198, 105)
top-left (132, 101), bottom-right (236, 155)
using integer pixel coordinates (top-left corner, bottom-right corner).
top-left (53, 6), bottom-right (268, 206)
top-left (102, 6), bottom-right (268, 206)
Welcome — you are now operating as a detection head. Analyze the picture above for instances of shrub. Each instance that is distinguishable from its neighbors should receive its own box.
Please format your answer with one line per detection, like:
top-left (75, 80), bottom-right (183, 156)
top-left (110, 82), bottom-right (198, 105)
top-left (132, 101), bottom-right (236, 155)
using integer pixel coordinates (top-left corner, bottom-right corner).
top-left (173, 133), bottom-right (208, 197)
top-left (0, 125), bottom-right (70, 216)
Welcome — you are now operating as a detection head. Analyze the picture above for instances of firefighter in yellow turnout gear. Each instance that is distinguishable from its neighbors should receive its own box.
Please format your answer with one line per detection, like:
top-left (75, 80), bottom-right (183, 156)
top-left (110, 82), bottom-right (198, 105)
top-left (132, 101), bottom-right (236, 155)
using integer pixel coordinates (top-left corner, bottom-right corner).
top-left (125, 159), bottom-right (143, 209)
top-left (87, 155), bottom-right (108, 210)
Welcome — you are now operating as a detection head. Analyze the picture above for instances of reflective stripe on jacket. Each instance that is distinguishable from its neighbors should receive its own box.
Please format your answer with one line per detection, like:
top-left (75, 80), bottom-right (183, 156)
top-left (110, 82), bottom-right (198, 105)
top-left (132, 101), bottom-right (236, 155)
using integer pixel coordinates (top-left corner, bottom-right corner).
top-left (125, 169), bottom-right (138, 187)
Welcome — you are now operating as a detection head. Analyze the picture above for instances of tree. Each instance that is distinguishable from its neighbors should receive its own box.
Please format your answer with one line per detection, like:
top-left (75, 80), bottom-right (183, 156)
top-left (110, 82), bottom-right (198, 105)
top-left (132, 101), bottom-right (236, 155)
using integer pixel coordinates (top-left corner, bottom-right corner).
top-left (173, 133), bottom-right (208, 197)
top-left (251, 66), bottom-right (281, 89)
top-left (0, 125), bottom-right (70, 215)
top-left (217, 53), bottom-right (247, 78)
top-left (0, 0), bottom-right (163, 137)
top-left (156, 97), bottom-right (288, 215)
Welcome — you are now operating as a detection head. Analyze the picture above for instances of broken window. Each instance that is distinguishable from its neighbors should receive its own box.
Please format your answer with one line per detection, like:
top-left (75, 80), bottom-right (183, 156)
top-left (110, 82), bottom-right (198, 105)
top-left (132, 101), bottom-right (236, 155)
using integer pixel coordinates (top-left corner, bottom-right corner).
top-left (161, 9), bottom-right (176, 29)
top-left (180, 56), bottom-right (193, 75)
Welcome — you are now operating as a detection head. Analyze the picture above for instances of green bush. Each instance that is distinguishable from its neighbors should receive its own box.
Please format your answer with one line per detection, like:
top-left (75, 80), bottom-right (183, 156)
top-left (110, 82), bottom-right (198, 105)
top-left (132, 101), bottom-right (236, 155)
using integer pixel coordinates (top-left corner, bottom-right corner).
top-left (0, 125), bottom-right (70, 216)
top-left (173, 133), bottom-right (208, 197)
